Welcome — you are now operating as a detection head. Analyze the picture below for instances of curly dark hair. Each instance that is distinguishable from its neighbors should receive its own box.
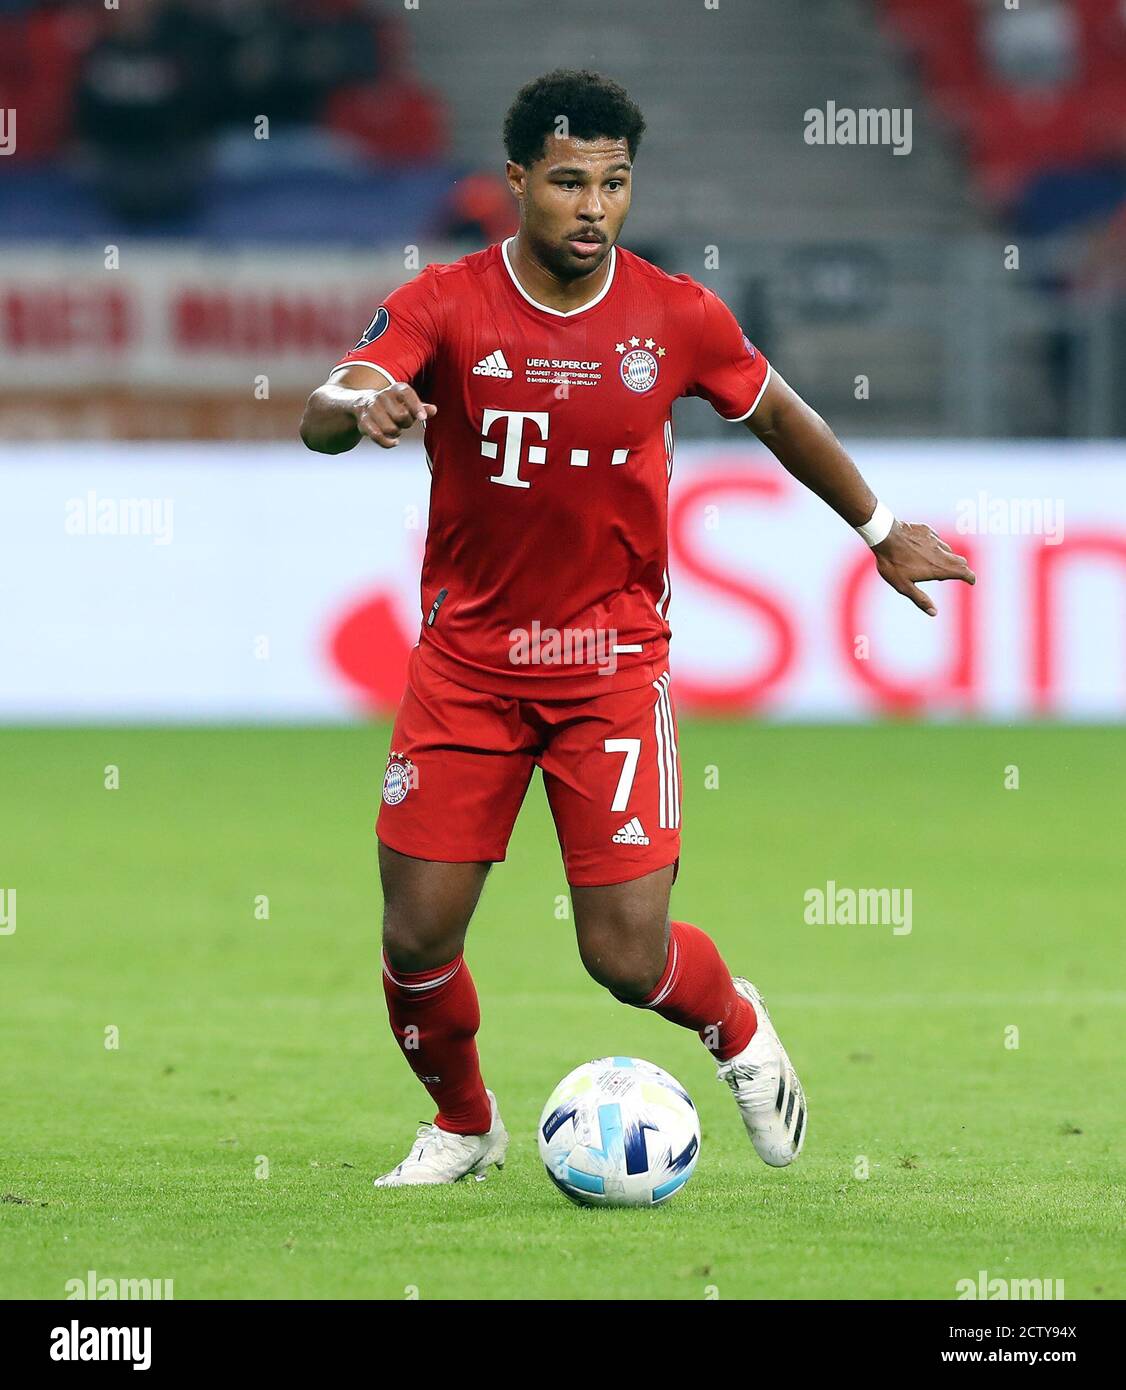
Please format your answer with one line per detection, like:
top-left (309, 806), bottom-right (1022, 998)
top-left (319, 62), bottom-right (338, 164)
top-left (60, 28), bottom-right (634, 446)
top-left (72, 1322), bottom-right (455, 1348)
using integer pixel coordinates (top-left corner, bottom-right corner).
top-left (503, 69), bottom-right (646, 169)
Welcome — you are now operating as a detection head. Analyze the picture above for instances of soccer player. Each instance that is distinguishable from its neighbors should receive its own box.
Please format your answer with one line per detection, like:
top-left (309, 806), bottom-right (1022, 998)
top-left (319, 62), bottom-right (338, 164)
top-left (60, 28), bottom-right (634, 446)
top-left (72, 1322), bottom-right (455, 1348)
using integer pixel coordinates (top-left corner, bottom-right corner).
top-left (301, 70), bottom-right (975, 1186)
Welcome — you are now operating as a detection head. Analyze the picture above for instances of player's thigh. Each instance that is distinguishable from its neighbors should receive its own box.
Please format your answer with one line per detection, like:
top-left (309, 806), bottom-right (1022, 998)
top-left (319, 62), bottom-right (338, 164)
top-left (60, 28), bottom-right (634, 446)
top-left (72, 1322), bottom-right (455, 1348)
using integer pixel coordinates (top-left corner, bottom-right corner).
top-left (539, 670), bottom-right (682, 890)
top-left (376, 650), bottom-right (536, 956)
top-left (378, 842), bottom-right (492, 969)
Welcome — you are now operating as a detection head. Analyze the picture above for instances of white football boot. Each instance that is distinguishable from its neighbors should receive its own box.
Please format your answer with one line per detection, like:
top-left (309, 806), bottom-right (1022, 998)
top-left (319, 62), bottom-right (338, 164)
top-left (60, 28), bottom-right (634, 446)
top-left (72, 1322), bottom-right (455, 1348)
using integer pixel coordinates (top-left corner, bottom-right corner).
top-left (716, 979), bottom-right (807, 1167)
top-left (373, 1089), bottom-right (508, 1188)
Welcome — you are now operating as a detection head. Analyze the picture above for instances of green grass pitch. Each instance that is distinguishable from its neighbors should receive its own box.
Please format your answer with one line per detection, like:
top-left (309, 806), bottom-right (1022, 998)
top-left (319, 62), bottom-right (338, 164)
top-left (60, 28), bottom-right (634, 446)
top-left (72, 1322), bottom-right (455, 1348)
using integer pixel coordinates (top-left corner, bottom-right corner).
top-left (1, 723), bottom-right (1121, 1301)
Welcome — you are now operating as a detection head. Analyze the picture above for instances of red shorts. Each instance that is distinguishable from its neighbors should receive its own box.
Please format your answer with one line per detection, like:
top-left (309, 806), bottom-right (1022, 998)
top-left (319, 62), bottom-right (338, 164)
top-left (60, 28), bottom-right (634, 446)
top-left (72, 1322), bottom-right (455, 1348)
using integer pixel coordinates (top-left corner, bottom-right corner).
top-left (376, 647), bottom-right (682, 887)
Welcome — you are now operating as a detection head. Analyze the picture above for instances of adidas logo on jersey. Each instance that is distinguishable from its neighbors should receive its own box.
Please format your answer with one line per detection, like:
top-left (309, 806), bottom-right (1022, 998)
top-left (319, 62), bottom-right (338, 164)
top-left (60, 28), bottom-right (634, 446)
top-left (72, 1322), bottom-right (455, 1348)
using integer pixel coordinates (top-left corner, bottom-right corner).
top-left (612, 816), bottom-right (650, 846)
top-left (472, 350), bottom-right (513, 378)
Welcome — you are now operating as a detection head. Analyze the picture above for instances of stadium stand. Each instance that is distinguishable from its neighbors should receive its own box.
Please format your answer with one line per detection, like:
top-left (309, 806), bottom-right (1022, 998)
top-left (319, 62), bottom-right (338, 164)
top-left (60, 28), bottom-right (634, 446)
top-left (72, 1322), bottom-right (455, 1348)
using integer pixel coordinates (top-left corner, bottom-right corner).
top-left (0, 0), bottom-right (464, 239)
top-left (0, 0), bottom-right (1121, 438)
top-left (1, 0), bottom-right (1122, 243)
top-left (880, 0), bottom-right (1126, 227)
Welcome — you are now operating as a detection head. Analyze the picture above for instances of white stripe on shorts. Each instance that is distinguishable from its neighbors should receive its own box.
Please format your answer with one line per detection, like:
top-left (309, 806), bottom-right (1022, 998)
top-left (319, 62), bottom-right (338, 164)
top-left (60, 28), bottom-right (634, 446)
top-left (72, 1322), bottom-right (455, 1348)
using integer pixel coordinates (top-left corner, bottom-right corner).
top-left (651, 671), bottom-right (680, 830)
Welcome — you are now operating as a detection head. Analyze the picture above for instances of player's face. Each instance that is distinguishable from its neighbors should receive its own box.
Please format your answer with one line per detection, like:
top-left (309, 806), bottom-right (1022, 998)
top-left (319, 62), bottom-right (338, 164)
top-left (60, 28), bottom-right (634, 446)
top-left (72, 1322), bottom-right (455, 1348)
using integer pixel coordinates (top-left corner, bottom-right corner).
top-left (508, 136), bottom-right (632, 280)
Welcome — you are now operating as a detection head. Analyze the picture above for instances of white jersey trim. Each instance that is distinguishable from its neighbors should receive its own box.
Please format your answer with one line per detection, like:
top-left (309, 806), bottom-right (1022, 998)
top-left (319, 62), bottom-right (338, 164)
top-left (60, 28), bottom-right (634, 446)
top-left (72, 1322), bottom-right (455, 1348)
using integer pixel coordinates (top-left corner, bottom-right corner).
top-left (330, 360), bottom-right (396, 387)
top-left (500, 236), bottom-right (618, 318)
top-left (723, 362), bottom-right (773, 422)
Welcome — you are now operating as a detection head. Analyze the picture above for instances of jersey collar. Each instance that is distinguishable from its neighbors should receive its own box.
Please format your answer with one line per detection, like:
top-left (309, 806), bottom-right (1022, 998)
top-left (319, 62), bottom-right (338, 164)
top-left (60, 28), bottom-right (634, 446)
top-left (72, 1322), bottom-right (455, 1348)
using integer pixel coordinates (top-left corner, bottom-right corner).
top-left (500, 236), bottom-right (617, 318)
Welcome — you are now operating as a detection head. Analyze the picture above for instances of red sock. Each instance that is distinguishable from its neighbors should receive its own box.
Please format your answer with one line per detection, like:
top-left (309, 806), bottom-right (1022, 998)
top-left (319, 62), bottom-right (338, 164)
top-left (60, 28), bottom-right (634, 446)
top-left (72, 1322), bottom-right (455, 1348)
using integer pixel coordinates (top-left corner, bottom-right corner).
top-left (382, 952), bottom-right (491, 1135)
top-left (640, 921), bottom-right (757, 1061)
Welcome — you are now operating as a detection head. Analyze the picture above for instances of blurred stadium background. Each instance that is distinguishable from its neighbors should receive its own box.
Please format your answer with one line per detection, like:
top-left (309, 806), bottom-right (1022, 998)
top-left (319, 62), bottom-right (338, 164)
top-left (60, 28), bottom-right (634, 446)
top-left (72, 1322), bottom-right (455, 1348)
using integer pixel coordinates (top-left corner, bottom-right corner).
top-left (0, 0), bottom-right (1124, 721)
top-left (1, 0), bottom-right (1124, 1304)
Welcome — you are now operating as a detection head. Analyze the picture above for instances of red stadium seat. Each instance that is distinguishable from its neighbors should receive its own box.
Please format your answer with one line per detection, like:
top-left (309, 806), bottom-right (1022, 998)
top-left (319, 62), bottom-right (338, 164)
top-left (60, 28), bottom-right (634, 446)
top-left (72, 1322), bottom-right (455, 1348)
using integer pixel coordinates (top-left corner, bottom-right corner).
top-left (919, 26), bottom-right (988, 130)
top-left (325, 77), bottom-right (449, 165)
top-left (0, 7), bottom-right (97, 159)
top-left (965, 83), bottom-right (1110, 202)
top-left (1073, 0), bottom-right (1126, 81)
top-left (880, 0), bottom-right (972, 49)
top-left (877, 0), bottom-right (984, 129)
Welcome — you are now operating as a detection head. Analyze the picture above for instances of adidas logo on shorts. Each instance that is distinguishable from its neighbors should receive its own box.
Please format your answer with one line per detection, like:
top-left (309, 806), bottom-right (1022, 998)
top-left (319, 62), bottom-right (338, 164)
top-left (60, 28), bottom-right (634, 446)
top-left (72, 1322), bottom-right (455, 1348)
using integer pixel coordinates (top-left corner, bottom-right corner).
top-left (472, 349), bottom-right (513, 378)
top-left (612, 816), bottom-right (650, 846)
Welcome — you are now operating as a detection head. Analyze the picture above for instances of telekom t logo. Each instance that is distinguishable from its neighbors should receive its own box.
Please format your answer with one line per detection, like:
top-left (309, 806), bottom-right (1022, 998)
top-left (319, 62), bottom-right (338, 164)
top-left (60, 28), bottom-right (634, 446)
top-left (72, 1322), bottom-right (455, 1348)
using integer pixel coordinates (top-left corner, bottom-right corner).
top-left (481, 408), bottom-right (629, 488)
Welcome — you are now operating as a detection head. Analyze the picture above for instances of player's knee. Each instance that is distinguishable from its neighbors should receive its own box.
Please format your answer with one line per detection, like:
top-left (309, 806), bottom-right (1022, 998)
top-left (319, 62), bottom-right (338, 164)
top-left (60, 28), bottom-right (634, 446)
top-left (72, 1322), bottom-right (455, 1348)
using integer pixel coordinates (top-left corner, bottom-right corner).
top-left (380, 908), bottom-right (423, 970)
top-left (381, 901), bottom-right (464, 972)
top-left (576, 920), bottom-right (665, 1003)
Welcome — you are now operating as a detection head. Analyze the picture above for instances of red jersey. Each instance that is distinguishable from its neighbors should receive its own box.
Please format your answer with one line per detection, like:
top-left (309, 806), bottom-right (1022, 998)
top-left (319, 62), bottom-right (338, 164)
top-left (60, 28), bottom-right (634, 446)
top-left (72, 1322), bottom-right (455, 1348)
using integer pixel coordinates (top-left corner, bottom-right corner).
top-left (336, 238), bottom-right (771, 696)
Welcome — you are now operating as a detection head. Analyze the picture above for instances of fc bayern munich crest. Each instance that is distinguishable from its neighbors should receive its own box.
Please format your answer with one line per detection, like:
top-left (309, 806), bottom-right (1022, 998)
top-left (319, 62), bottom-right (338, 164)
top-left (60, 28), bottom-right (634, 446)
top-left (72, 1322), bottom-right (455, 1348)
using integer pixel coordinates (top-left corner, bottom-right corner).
top-left (382, 752), bottom-right (414, 806)
top-left (620, 348), bottom-right (659, 392)
top-left (615, 335), bottom-right (665, 393)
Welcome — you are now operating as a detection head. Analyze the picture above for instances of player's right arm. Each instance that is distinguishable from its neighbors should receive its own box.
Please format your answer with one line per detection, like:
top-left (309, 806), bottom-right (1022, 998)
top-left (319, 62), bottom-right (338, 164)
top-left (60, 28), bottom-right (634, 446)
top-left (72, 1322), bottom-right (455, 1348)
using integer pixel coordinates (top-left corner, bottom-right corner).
top-left (299, 364), bottom-right (436, 454)
top-left (301, 267), bottom-right (444, 453)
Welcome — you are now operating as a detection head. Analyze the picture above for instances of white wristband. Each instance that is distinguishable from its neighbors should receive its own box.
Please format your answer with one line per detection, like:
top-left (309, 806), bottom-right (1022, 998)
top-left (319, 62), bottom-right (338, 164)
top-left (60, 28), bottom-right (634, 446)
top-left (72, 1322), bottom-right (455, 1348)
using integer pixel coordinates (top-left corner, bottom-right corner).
top-left (856, 500), bottom-right (895, 547)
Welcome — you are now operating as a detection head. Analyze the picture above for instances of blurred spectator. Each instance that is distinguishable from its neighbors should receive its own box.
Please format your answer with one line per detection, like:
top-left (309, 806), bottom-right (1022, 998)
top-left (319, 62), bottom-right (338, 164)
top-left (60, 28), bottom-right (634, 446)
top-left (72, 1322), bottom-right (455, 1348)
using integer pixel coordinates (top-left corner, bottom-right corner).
top-left (435, 172), bottom-right (518, 245)
top-left (222, 0), bottom-right (382, 130)
top-left (1072, 197), bottom-right (1126, 432)
top-left (324, 75), bottom-right (447, 164)
top-left (74, 0), bottom-right (228, 221)
top-left (0, 2), bottom-right (97, 160)
top-left (323, 14), bottom-right (447, 164)
top-left (1079, 198), bottom-right (1126, 294)
top-left (979, 0), bottom-right (1080, 87)
top-left (37, 0), bottom-right (450, 225)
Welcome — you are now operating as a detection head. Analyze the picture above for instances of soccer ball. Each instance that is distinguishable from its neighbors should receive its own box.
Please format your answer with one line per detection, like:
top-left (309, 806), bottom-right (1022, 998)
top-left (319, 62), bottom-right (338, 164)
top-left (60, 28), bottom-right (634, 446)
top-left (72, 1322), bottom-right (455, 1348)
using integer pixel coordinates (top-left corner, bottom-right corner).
top-left (537, 1057), bottom-right (701, 1208)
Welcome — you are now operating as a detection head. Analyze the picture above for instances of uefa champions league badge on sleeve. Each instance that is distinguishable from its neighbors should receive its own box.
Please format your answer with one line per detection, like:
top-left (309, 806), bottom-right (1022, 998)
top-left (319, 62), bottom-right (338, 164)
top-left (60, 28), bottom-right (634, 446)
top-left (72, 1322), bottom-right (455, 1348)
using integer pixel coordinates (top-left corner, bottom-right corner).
top-left (382, 751), bottom-right (414, 806)
top-left (352, 306), bottom-right (390, 351)
top-left (615, 335), bottom-right (665, 393)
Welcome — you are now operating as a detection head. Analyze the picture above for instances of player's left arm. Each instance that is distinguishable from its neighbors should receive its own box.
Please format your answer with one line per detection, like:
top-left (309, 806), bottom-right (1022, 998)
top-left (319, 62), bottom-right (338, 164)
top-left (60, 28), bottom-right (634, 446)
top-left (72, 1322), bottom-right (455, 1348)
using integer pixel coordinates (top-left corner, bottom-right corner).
top-left (747, 371), bottom-right (975, 617)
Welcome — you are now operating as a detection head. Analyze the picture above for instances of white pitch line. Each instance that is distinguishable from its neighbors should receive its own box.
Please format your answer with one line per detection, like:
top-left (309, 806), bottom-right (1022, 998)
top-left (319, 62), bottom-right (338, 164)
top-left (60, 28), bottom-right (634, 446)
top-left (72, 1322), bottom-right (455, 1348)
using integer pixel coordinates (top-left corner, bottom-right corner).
top-left (769, 992), bottom-right (1126, 1009)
